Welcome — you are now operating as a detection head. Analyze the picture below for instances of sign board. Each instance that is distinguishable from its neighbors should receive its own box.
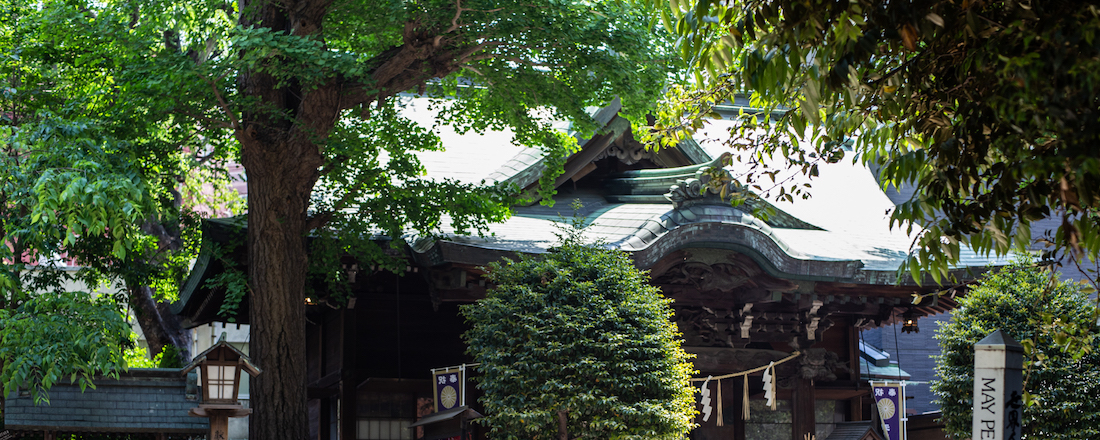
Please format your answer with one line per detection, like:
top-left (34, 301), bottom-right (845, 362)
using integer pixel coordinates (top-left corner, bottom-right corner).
top-left (433, 367), bottom-right (465, 413)
top-left (871, 381), bottom-right (906, 440)
top-left (972, 330), bottom-right (1024, 440)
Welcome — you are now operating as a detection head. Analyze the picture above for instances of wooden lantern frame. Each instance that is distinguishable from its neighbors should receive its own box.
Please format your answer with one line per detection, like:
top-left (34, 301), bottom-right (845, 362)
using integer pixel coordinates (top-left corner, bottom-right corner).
top-left (200, 356), bottom-right (244, 405)
top-left (182, 332), bottom-right (261, 411)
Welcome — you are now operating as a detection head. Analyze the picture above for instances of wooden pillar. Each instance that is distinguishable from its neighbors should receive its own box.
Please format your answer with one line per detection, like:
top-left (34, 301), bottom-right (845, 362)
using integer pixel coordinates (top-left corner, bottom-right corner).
top-left (341, 308), bottom-right (359, 440)
top-left (210, 413), bottom-right (230, 440)
top-left (340, 379), bottom-right (357, 440)
top-left (791, 377), bottom-right (815, 440)
top-left (848, 395), bottom-right (864, 422)
top-left (848, 323), bottom-right (861, 382)
top-left (192, 407), bottom-right (251, 440)
top-left (730, 376), bottom-right (745, 440)
top-left (319, 397), bottom-right (331, 440)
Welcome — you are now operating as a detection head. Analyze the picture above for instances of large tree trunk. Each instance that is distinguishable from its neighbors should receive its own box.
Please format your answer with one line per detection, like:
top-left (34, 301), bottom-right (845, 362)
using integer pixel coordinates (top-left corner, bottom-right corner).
top-left (236, 0), bottom-right (333, 423)
top-left (128, 285), bottom-right (193, 364)
top-left (232, 0), bottom-right (472, 437)
top-left (236, 1), bottom-right (308, 437)
top-left (242, 148), bottom-right (314, 440)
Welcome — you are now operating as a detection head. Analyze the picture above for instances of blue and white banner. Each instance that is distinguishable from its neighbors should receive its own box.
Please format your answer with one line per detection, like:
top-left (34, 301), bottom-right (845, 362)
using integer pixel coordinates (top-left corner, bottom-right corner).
top-left (433, 367), bottom-right (464, 412)
top-left (871, 381), bottom-right (906, 440)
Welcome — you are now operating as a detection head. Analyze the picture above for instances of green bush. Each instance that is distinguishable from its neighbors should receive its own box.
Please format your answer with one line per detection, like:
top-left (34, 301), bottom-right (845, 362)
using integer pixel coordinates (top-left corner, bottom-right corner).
top-left (932, 261), bottom-right (1100, 439)
top-left (157, 343), bottom-right (183, 369)
top-left (462, 235), bottom-right (696, 440)
top-left (123, 341), bottom-right (183, 369)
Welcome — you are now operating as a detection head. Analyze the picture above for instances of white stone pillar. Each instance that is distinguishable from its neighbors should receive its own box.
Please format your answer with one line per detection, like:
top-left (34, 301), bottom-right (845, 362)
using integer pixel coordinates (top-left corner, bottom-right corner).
top-left (972, 330), bottom-right (1024, 440)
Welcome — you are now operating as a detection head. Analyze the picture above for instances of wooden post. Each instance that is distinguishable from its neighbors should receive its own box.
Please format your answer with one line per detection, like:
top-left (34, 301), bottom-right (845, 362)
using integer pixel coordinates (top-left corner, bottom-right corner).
top-left (340, 379), bottom-right (357, 440)
top-left (210, 412), bottom-right (230, 440)
top-left (791, 377), bottom-right (816, 440)
top-left (730, 374), bottom-right (745, 440)
top-left (189, 406), bottom-right (252, 439)
top-left (972, 330), bottom-right (1023, 440)
top-left (340, 308), bottom-right (358, 440)
top-left (848, 395), bottom-right (863, 421)
top-left (319, 397), bottom-right (331, 440)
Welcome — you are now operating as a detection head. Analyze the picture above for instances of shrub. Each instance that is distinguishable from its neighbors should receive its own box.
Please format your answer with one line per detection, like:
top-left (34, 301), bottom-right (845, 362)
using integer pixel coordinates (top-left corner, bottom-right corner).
top-left (462, 236), bottom-right (696, 440)
top-left (932, 261), bottom-right (1100, 439)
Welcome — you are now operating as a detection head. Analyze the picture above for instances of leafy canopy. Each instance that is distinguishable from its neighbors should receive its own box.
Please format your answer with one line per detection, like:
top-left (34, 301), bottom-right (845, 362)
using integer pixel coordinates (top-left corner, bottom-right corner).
top-left (931, 259), bottom-right (1100, 439)
top-left (3, 0), bottom-right (681, 425)
top-left (1, 0), bottom-right (681, 301)
top-left (0, 291), bottom-right (132, 404)
top-left (1, 0), bottom-right (234, 396)
top-left (462, 231), bottom-right (696, 440)
top-left (647, 0), bottom-right (1100, 283)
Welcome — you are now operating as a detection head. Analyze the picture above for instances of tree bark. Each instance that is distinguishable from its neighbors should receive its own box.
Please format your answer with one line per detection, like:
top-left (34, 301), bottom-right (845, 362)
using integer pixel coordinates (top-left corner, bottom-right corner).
top-left (231, 1), bottom-right (494, 438)
top-left (155, 299), bottom-right (193, 360)
top-left (128, 284), bottom-right (193, 364)
top-left (240, 140), bottom-right (316, 440)
top-left (235, 4), bottom-right (334, 427)
top-left (557, 409), bottom-right (569, 440)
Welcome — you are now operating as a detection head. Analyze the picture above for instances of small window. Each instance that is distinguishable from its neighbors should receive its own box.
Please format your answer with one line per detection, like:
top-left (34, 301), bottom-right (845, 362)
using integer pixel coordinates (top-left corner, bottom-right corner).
top-left (357, 391), bottom-right (415, 440)
top-left (357, 419), bottom-right (413, 440)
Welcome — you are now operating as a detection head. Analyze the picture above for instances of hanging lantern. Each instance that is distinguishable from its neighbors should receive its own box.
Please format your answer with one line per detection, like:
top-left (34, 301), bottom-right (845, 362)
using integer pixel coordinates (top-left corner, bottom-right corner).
top-left (901, 310), bottom-right (920, 334)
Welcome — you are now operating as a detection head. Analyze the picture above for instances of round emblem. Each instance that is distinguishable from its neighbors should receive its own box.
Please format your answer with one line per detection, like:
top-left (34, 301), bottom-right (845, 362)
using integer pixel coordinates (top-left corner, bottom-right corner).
top-left (877, 398), bottom-right (896, 420)
top-left (440, 385), bottom-right (458, 409)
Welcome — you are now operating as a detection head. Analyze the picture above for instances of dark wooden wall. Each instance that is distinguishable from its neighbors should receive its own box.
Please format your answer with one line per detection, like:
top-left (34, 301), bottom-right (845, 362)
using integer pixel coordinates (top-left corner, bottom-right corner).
top-left (305, 269), bottom-right (481, 440)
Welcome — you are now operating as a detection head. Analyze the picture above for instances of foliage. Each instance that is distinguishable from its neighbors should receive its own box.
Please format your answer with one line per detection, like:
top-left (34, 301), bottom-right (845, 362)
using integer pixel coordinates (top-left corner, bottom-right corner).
top-left (462, 232), bottom-right (696, 440)
top-left (0, 0), bottom-right (246, 280)
top-left (303, 101), bottom-right (519, 305)
top-left (1, 0), bottom-right (244, 389)
top-left (155, 343), bottom-right (183, 369)
top-left (931, 260), bottom-right (1100, 439)
top-left (0, 291), bottom-right (131, 404)
top-left (647, 0), bottom-right (1100, 283)
top-left (5, 0), bottom-right (677, 435)
top-left (123, 341), bottom-right (183, 369)
top-left (123, 344), bottom-right (157, 369)
top-left (2, 0), bottom-right (674, 292)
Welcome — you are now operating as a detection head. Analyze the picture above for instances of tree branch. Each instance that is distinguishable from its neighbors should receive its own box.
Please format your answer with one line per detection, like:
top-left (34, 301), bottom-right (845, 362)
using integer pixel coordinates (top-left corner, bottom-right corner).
top-left (193, 148), bottom-right (222, 165)
top-left (446, 0), bottom-right (466, 34)
top-left (305, 211), bottom-right (334, 232)
top-left (204, 73), bottom-right (240, 131)
top-left (179, 109), bottom-right (233, 130)
top-left (444, 0), bottom-right (504, 34)
top-left (337, 24), bottom-right (503, 110)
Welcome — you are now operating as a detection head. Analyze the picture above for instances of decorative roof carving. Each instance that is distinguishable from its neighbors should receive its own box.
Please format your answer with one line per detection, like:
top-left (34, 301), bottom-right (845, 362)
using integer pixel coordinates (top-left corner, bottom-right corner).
top-left (675, 306), bottom-right (740, 347)
top-left (664, 166), bottom-right (739, 209)
top-left (593, 136), bottom-right (655, 165)
top-left (656, 261), bottom-right (753, 293)
top-left (650, 249), bottom-right (800, 300)
top-left (674, 305), bottom-right (831, 348)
